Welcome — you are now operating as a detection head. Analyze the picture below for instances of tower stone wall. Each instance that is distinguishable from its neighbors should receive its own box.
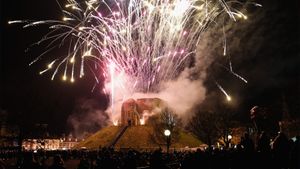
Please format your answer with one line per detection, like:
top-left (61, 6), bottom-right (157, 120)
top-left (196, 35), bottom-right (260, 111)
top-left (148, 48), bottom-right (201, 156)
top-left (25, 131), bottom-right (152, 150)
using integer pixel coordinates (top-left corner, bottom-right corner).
top-left (120, 98), bottom-right (166, 126)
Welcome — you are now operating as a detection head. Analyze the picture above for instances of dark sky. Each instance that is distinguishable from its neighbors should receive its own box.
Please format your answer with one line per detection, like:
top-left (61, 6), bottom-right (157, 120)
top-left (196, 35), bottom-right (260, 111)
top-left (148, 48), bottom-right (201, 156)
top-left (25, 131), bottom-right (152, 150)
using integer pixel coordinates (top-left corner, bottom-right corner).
top-left (1, 0), bottom-right (299, 135)
top-left (0, 0), bottom-right (109, 134)
top-left (203, 0), bottom-right (300, 121)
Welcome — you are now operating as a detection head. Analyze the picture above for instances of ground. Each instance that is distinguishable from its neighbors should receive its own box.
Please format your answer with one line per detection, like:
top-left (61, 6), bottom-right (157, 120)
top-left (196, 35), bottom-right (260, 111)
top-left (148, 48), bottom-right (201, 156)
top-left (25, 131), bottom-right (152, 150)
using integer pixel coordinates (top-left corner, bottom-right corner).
top-left (74, 125), bottom-right (202, 150)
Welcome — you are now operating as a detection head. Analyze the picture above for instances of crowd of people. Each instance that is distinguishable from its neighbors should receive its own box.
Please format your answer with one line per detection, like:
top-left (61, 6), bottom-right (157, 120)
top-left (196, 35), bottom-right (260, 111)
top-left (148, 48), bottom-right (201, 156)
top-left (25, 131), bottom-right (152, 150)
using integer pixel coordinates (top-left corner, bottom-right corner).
top-left (0, 132), bottom-right (299, 169)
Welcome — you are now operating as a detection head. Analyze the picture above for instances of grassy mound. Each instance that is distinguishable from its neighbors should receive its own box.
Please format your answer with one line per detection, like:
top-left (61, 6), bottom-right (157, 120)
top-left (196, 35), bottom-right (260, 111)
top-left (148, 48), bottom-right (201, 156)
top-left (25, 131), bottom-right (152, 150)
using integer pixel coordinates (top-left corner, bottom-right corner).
top-left (74, 125), bottom-right (202, 150)
top-left (74, 126), bottom-right (120, 150)
top-left (115, 125), bottom-right (154, 149)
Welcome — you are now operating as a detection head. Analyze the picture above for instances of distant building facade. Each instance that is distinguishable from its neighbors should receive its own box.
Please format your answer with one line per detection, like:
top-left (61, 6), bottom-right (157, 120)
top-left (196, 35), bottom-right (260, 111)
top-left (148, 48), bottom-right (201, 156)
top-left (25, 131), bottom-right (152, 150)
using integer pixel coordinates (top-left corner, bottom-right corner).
top-left (22, 136), bottom-right (80, 150)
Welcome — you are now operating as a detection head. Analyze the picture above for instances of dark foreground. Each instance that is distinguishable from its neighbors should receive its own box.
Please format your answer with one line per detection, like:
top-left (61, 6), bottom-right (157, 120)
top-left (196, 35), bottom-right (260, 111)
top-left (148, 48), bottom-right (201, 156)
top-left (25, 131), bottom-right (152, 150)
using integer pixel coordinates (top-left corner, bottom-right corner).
top-left (0, 135), bottom-right (299, 169)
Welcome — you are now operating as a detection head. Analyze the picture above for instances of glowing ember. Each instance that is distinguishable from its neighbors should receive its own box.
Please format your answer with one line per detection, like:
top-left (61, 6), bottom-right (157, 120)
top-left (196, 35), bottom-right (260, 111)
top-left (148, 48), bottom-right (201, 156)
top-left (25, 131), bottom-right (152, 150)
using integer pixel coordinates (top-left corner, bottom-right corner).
top-left (113, 120), bottom-right (119, 126)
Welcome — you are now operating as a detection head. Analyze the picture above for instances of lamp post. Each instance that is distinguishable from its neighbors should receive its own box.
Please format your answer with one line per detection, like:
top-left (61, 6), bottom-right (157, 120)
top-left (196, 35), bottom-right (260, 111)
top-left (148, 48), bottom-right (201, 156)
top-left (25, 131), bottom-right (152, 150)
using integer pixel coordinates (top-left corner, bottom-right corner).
top-left (227, 134), bottom-right (232, 148)
top-left (164, 129), bottom-right (171, 153)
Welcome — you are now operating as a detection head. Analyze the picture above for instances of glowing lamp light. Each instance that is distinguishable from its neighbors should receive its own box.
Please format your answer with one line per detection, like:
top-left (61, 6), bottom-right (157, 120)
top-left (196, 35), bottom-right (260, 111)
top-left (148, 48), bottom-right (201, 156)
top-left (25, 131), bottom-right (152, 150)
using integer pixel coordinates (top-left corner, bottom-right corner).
top-left (228, 135), bottom-right (232, 140)
top-left (164, 129), bottom-right (171, 136)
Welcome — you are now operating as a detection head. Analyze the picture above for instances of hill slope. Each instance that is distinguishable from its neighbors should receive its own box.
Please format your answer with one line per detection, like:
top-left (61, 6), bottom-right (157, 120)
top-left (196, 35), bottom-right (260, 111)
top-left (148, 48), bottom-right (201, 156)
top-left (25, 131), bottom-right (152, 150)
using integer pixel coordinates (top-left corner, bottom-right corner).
top-left (75, 125), bottom-right (202, 150)
top-left (74, 126), bottom-right (120, 149)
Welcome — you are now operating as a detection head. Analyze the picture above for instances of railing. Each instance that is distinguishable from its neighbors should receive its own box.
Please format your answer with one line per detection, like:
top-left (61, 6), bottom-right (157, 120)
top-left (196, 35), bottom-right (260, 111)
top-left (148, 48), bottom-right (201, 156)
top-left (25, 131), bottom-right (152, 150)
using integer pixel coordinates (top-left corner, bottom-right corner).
top-left (108, 125), bottom-right (128, 148)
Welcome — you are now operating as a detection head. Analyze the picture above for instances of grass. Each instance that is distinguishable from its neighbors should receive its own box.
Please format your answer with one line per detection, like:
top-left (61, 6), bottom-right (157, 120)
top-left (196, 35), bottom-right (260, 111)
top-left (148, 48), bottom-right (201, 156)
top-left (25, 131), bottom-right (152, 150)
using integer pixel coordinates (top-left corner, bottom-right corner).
top-left (74, 126), bottom-right (120, 150)
top-left (74, 125), bottom-right (202, 150)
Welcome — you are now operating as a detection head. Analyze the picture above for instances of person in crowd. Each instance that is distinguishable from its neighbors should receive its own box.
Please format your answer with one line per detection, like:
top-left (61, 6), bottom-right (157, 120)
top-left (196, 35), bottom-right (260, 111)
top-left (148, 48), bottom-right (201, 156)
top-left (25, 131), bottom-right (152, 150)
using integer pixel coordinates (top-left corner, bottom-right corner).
top-left (149, 149), bottom-right (168, 169)
top-left (19, 152), bottom-right (42, 169)
top-left (257, 131), bottom-right (271, 153)
top-left (241, 133), bottom-right (255, 153)
top-left (49, 155), bottom-right (66, 169)
top-left (77, 156), bottom-right (91, 169)
top-left (289, 135), bottom-right (300, 169)
top-left (272, 132), bottom-right (291, 169)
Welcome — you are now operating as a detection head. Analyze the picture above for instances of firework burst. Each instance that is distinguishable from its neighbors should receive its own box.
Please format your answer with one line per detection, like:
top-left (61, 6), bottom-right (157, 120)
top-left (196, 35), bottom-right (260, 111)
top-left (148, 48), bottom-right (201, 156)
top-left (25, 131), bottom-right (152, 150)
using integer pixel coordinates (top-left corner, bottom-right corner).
top-left (9, 0), bottom-right (260, 101)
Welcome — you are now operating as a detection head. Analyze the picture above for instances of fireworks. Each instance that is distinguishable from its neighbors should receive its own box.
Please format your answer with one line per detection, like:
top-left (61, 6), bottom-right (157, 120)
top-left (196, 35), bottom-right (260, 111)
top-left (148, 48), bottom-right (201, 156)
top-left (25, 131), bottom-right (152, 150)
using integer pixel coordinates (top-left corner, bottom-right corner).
top-left (9, 0), bottom-right (260, 101)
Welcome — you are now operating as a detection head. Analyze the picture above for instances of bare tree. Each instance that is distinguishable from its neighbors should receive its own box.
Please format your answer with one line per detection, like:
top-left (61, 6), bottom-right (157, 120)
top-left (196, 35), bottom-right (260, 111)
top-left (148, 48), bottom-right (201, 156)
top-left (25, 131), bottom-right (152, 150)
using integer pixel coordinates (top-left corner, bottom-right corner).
top-left (148, 108), bottom-right (181, 148)
top-left (250, 106), bottom-right (279, 136)
top-left (216, 110), bottom-right (238, 147)
top-left (189, 110), bottom-right (220, 147)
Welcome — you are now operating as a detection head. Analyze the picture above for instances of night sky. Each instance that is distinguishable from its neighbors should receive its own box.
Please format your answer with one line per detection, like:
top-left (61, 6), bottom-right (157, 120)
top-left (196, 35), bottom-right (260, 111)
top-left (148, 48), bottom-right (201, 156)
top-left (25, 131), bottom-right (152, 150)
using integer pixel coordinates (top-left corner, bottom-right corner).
top-left (1, 0), bottom-right (299, 135)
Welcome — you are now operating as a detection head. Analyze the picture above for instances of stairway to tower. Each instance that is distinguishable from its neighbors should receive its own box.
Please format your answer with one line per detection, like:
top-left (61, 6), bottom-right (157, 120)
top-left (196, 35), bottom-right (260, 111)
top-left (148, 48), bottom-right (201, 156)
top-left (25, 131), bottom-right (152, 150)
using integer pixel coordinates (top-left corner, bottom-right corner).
top-left (108, 125), bottom-right (129, 148)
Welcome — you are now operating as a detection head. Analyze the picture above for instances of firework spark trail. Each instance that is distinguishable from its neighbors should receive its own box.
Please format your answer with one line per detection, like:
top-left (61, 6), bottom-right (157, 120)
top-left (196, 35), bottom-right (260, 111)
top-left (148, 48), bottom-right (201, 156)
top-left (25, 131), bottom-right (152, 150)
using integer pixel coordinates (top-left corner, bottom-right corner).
top-left (215, 81), bottom-right (231, 101)
top-left (109, 62), bottom-right (115, 114)
top-left (9, 0), bottom-right (258, 102)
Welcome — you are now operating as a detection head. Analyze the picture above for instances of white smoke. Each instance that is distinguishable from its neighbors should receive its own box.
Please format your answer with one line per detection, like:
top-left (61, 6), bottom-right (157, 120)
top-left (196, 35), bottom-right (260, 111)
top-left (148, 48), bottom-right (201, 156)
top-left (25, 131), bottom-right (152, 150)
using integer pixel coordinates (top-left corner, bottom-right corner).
top-left (100, 17), bottom-right (229, 126)
top-left (67, 98), bottom-right (109, 138)
top-left (106, 36), bottom-right (215, 124)
top-left (68, 26), bottom-right (223, 134)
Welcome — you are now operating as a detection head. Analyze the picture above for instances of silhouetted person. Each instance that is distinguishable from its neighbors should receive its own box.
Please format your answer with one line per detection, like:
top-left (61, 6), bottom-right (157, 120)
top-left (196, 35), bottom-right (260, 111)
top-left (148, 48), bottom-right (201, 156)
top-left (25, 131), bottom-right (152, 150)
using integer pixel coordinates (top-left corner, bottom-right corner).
top-left (181, 152), bottom-right (195, 169)
top-left (289, 135), bottom-right (299, 169)
top-left (122, 150), bottom-right (137, 169)
top-left (272, 132), bottom-right (291, 169)
top-left (256, 131), bottom-right (272, 168)
top-left (0, 160), bottom-right (5, 169)
top-left (257, 131), bottom-right (271, 153)
top-left (77, 157), bottom-right (91, 169)
top-left (241, 133), bottom-right (255, 153)
top-left (96, 149), bottom-right (118, 169)
top-left (240, 133), bottom-right (254, 169)
top-left (19, 152), bottom-right (41, 169)
top-left (149, 149), bottom-right (167, 169)
top-left (49, 155), bottom-right (66, 169)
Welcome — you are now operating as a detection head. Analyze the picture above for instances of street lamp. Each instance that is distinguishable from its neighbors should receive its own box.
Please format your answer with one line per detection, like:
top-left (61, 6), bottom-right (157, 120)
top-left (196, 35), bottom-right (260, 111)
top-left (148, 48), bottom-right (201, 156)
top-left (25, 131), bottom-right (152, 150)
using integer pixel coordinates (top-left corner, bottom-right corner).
top-left (227, 134), bottom-right (232, 148)
top-left (164, 129), bottom-right (171, 153)
top-left (164, 129), bottom-right (171, 137)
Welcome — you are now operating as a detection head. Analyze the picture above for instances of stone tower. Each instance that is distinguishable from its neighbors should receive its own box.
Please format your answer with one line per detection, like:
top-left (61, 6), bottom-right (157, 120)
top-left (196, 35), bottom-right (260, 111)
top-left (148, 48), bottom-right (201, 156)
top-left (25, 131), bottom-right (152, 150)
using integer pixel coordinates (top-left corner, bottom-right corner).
top-left (120, 98), bottom-right (166, 126)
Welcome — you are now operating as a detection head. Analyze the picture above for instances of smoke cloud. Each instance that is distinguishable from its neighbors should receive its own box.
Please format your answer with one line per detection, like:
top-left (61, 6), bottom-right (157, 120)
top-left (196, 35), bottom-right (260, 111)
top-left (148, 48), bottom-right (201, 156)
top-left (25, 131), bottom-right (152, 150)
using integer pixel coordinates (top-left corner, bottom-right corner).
top-left (107, 37), bottom-right (215, 124)
top-left (67, 98), bottom-right (109, 138)
top-left (68, 3), bottom-right (270, 132)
